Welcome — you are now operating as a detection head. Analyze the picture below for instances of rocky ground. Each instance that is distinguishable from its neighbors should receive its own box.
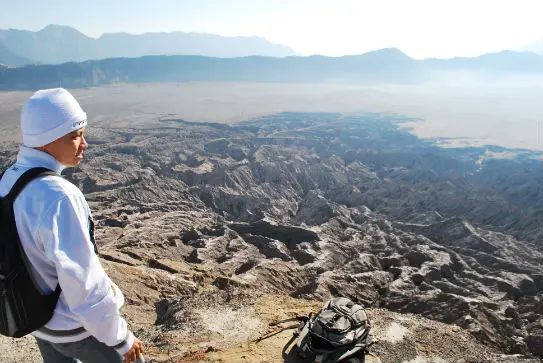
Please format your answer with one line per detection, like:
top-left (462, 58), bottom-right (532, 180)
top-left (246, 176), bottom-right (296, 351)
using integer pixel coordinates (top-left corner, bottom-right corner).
top-left (0, 112), bottom-right (542, 362)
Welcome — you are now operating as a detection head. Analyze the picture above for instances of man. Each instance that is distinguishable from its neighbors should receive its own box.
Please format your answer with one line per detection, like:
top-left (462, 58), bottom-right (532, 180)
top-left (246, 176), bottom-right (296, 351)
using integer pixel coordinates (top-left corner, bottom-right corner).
top-left (0, 88), bottom-right (144, 362)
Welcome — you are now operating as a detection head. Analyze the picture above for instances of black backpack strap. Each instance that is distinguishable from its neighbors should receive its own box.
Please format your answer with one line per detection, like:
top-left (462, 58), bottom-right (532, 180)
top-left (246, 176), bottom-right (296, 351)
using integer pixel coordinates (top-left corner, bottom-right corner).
top-left (6, 167), bottom-right (59, 202)
top-left (89, 217), bottom-right (98, 254)
top-left (5, 167), bottom-right (63, 302)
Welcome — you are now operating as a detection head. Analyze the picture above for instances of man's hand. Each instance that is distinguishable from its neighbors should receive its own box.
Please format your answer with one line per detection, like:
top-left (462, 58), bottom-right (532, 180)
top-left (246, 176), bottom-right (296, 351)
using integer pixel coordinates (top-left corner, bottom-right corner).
top-left (123, 338), bottom-right (144, 363)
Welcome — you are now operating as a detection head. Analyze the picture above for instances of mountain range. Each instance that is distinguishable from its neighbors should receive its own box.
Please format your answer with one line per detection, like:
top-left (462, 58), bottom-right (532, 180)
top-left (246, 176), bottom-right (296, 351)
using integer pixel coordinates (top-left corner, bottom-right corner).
top-left (0, 25), bottom-right (298, 66)
top-left (0, 48), bottom-right (541, 91)
top-left (0, 25), bottom-right (541, 90)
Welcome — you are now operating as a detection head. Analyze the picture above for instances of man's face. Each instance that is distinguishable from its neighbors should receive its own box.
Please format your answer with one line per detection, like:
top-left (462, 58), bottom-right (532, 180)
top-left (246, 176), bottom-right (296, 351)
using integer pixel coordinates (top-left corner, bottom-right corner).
top-left (41, 127), bottom-right (88, 167)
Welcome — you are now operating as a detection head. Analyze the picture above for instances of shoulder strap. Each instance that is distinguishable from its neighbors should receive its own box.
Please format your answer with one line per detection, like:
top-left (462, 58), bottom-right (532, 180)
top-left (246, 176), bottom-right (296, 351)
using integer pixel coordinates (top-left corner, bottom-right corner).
top-left (4, 167), bottom-right (63, 299)
top-left (6, 167), bottom-right (58, 202)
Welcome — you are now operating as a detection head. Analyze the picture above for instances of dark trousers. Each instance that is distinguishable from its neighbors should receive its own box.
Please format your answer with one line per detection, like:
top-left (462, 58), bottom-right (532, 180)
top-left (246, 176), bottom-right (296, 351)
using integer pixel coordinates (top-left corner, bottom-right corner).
top-left (35, 336), bottom-right (122, 363)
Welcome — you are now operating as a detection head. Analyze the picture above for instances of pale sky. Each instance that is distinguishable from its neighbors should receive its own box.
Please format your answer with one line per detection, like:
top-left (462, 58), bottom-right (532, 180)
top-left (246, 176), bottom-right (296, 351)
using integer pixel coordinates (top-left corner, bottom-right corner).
top-left (1, 0), bottom-right (542, 58)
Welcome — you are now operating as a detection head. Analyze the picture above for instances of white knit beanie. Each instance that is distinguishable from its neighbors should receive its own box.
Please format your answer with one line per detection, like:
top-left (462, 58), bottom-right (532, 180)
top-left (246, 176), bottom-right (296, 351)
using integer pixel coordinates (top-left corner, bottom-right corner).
top-left (21, 88), bottom-right (87, 147)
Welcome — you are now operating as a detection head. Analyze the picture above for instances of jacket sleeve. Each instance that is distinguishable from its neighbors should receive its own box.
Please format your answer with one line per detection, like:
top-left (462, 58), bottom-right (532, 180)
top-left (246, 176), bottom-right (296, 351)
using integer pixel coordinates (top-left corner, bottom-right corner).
top-left (37, 192), bottom-right (134, 355)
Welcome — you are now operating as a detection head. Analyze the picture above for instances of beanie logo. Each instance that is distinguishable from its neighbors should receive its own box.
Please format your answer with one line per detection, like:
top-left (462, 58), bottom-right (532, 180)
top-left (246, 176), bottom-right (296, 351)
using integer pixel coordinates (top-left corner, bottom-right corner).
top-left (72, 120), bottom-right (87, 128)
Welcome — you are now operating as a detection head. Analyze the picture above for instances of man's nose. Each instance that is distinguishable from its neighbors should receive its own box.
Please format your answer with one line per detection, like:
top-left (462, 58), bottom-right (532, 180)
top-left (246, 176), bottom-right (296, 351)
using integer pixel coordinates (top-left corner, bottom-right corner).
top-left (81, 136), bottom-right (88, 149)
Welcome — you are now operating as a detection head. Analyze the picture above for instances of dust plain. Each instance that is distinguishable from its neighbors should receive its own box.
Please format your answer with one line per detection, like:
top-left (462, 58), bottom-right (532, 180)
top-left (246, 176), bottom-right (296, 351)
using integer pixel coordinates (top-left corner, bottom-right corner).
top-left (0, 81), bottom-right (541, 150)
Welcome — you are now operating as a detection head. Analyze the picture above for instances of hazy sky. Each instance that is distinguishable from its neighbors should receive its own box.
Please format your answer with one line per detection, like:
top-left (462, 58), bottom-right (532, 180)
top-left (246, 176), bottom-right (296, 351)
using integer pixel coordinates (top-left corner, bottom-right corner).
top-left (1, 0), bottom-right (542, 58)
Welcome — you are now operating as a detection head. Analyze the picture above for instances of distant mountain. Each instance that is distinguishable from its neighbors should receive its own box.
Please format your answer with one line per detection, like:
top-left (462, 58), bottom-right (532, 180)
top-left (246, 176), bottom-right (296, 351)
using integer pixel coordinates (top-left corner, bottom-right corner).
top-left (93, 31), bottom-right (297, 59)
top-left (0, 25), bottom-right (93, 65)
top-left (517, 39), bottom-right (543, 55)
top-left (0, 25), bottom-right (298, 66)
top-left (423, 50), bottom-right (543, 73)
top-left (0, 43), bottom-right (33, 66)
top-left (0, 48), bottom-right (541, 91)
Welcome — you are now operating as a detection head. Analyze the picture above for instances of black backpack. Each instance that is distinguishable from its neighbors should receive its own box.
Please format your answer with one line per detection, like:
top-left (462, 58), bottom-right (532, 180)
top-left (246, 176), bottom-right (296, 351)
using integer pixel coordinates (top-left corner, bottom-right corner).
top-left (295, 297), bottom-right (373, 363)
top-left (0, 167), bottom-right (62, 338)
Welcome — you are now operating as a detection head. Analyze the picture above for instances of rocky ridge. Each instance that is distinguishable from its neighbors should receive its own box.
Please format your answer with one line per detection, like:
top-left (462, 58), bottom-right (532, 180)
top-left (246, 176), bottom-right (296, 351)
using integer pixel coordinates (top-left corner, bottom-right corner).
top-left (0, 112), bottom-right (541, 362)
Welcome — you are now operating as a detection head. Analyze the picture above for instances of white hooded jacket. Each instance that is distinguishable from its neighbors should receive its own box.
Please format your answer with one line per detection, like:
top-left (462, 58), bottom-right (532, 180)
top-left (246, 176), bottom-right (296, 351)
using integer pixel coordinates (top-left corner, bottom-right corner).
top-left (0, 146), bottom-right (134, 355)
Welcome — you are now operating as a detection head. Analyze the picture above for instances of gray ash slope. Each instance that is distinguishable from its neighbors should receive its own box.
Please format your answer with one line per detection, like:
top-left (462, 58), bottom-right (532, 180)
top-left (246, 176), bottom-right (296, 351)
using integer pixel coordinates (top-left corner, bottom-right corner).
top-left (2, 112), bottom-right (542, 359)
